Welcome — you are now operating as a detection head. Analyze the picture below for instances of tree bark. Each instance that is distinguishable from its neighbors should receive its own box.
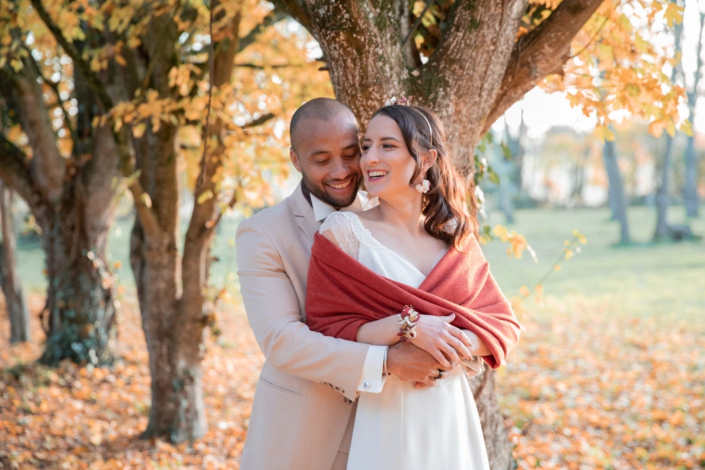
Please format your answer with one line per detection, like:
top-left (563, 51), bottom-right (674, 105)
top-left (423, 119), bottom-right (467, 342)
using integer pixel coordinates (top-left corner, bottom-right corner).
top-left (603, 137), bottom-right (631, 244)
top-left (0, 183), bottom-right (31, 344)
top-left (38, 187), bottom-right (117, 365)
top-left (684, 12), bottom-right (704, 218)
top-left (272, 0), bottom-right (607, 466)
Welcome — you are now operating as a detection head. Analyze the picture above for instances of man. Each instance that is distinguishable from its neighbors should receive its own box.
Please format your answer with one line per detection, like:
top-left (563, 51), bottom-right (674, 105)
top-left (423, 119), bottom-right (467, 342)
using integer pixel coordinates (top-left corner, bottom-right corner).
top-left (236, 98), bottom-right (448, 470)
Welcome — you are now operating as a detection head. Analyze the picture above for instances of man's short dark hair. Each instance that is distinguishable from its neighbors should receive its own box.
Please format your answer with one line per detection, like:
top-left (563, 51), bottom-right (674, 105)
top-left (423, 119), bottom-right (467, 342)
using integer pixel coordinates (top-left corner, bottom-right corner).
top-left (290, 98), bottom-right (357, 153)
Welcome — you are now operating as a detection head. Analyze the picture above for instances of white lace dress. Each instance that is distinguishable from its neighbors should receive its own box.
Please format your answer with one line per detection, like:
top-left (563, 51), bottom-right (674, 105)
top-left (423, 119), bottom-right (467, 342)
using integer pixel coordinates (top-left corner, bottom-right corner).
top-left (319, 211), bottom-right (490, 470)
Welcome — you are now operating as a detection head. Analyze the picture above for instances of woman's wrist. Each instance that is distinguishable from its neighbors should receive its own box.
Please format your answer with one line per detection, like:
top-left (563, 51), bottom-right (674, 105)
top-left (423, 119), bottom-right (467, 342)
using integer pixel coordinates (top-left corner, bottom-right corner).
top-left (397, 305), bottom-right (420, 341)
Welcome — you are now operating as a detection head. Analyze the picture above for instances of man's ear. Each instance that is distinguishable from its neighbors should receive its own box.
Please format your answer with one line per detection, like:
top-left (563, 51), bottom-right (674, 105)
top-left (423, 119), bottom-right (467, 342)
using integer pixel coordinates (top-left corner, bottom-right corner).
top-left (290, 148), bottom-right (302, 173)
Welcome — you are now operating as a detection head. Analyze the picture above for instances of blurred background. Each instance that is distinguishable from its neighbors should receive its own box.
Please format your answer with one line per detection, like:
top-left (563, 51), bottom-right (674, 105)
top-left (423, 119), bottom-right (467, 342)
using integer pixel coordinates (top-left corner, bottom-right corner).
top-left (1, 0), bottom-right (703, 468)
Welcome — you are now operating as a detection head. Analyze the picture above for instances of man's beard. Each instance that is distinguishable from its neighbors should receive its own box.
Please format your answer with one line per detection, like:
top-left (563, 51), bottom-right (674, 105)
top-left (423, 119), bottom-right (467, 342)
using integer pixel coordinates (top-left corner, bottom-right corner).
top-left (301, 171), bottom-right (361, 209)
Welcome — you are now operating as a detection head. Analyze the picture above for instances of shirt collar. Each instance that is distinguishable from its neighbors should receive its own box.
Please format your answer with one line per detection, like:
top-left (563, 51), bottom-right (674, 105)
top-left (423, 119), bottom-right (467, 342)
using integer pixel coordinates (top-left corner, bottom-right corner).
top-left (310, 191), bottom-right (375, 222)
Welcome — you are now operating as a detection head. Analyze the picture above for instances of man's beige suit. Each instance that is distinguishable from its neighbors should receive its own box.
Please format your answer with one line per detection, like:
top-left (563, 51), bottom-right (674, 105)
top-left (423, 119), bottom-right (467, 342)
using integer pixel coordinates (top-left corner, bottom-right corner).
top-left (236, 183), bottom-right (374, 470)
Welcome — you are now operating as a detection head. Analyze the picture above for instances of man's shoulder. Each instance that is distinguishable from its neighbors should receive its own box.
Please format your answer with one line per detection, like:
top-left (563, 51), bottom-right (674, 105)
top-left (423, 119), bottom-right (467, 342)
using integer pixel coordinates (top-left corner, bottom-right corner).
top-left (237, 193), bottom-right (296, 234)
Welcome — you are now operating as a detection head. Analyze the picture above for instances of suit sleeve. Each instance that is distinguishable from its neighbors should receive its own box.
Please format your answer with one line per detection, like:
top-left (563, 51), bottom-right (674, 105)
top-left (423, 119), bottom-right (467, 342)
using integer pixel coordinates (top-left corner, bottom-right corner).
top-left (236, 218), bottom-right (374, 401)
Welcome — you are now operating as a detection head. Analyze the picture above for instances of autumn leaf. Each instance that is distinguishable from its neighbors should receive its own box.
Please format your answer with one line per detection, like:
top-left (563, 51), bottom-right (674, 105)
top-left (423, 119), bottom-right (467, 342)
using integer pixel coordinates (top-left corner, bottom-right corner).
top-left (663, 2), bottom-right (684, 28)
top-left (679, 119), bottom-right (693, 137)
top-left (648, 119), bottom-right (666, 138)
top-left (594, 125), bottom-right (616, 142)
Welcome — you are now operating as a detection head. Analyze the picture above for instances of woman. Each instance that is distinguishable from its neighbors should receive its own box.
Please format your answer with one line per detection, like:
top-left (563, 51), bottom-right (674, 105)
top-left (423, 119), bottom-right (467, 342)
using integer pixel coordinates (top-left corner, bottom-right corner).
top-left (305, 104), bottom-right (522, 469)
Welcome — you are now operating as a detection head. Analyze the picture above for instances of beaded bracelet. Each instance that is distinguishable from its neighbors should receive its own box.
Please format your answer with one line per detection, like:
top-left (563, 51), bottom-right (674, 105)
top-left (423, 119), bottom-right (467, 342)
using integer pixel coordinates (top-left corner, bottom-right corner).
top-left (397, 305), bottom-right (420, 342)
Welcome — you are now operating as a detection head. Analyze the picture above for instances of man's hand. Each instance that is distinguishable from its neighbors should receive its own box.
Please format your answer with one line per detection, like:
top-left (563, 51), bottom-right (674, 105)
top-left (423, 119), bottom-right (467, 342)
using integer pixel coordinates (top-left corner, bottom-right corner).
top-left (386, 341), bottom-right (451, 387)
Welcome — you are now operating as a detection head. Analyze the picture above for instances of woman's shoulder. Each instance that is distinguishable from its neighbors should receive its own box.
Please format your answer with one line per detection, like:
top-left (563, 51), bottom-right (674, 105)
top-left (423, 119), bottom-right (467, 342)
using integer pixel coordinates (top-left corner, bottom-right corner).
top-left (319, 211), bottom-right (358, 233)
top-left (319, 211), bottom-right (363, 258)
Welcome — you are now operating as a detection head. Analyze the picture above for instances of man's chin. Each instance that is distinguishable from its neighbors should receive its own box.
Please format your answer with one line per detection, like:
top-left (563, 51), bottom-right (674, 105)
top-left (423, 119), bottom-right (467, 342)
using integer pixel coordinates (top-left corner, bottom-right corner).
top-left (322, 186), bottom-right (358, 208)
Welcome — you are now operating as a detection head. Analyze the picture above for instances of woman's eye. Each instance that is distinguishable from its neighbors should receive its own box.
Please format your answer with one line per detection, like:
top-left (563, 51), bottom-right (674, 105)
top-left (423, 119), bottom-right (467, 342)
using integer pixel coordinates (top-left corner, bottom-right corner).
top-left (361, 145), bottom-right (370, 151)
top-left (382, 144), bottom-right (395, 149)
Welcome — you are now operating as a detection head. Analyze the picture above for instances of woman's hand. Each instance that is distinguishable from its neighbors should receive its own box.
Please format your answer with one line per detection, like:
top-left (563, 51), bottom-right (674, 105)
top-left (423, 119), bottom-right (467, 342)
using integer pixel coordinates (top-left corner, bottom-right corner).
top-left (410, 314), bottom-right (473, 368)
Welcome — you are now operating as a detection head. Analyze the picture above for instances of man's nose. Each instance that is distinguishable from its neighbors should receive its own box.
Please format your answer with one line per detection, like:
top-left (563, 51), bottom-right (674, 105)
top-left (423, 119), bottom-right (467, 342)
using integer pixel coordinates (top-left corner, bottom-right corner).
top-left (330, 160), bottom-right (351, 179)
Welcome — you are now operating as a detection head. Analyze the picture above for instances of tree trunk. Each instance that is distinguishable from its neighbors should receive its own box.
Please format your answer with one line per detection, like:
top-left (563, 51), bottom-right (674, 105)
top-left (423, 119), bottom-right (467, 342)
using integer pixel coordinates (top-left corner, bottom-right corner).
top-left (603, 138), bottom-right (631, 244)
top-left (507, 108), bottom-right (527, 195)
top-left (38, 182), bottom-right (117, 365)
top-left (654, 8), bottom-right (685, 240)
top-left (684, 13), bottom-right (704, 218)
top-left (684, 134), bottom-right (700, 218)
top-left (126, 15), bottom-right (198, 441)
top-left (128, 5), bottom-right (248, 441)
top-left (471, 370), bottom-right (513, 470)
top-left (0, 183), bottom-right (31, 344)
top-left (654, 134), bottom-right (675, 240)
top-left (0, 49), bottom-right (120, 364)
top-left (130, 217), bottom-right (207, 441)
top-left (129, 114), bottom-right (194, 438)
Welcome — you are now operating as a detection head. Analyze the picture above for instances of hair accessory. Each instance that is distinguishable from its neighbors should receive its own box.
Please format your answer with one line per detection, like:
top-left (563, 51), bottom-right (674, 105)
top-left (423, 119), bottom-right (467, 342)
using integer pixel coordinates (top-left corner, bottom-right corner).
top-left (397, 305), bottom-right (420, 342)
top-left (384, 95), bottom-right (433, 146)
top-left (417, 112), bottom-right (433, 146)
top-left (415, 179), bottom-right (430, 194)
top-left (385, 95), bottom-right (412, 106)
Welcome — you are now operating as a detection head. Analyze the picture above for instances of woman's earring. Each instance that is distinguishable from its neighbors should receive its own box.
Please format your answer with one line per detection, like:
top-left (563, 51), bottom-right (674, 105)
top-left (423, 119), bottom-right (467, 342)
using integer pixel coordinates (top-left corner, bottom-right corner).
top-left (415, 179), bottom-right (430, 194)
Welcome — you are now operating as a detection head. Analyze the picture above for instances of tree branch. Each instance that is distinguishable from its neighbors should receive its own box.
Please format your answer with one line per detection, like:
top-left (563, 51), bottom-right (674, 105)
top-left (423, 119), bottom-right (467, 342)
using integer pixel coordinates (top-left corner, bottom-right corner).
top-left (234, 62), bottom-right (306, 69)
top-left (29, 0), bottom-right (114, 113)
top-left (1, 63), bottom-right (66, 201)
top-left (238, 9), bottom-right (289, 53)
top-left (483, 0), bottom-right (604, 133)
top-left (270, 0), bottom-right (313, 32)
top-left (241, 112), bottom-right (275, 129)
top-left (30, 0), bottom-right (162, 240)
top-left (0, 134), bottom-right (38, 206)
top-left (22, 47), bottom-right (78, 156)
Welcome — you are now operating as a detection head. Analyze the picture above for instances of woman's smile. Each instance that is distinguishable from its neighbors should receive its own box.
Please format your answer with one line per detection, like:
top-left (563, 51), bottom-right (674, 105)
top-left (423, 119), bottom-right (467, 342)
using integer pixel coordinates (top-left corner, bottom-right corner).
top-left (366, 170), bottom-right (389, 182)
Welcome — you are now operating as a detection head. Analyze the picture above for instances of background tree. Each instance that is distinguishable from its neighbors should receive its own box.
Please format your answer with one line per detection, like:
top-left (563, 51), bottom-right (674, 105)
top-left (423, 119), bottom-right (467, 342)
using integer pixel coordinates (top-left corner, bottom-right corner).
top-left (654, 0), bottom-right (690, 240)
top-left (268, 0), bottom-right (685, 466)
top-left (684, 6), bottom-right (704, 218)
top-left (603, 131), bottom-right (631, 243)
top-left (0, 182), bottom-right (30, 343)
top-left (0, 4), bottom-right (122, 364)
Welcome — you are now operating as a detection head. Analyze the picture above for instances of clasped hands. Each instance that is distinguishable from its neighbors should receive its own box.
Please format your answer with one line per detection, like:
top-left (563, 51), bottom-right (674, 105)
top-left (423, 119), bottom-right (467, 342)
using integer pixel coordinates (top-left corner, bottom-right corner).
top-left (387, 314), bottom-right (474, 388)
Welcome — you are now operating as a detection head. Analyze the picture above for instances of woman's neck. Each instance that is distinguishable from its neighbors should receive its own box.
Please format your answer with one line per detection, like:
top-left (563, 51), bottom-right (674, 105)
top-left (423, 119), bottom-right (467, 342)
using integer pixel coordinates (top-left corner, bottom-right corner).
top-left (377, 191), bottom-right (425, 236)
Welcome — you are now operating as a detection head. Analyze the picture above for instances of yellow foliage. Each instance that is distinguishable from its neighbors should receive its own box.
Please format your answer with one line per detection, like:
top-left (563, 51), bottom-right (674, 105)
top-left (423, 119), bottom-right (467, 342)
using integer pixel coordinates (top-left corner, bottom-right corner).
top-left (541, 0), bottom-right (687, 140)
top-left (492, 225), bottom-right (535, 260)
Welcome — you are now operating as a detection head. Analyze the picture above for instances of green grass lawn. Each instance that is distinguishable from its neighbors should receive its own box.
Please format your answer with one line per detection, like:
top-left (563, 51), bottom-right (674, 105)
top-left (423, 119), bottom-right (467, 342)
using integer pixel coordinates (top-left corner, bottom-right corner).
top-left (480, 206), bottom-right (705, 322)
top-left (11, 205), bottom-right (705, 321)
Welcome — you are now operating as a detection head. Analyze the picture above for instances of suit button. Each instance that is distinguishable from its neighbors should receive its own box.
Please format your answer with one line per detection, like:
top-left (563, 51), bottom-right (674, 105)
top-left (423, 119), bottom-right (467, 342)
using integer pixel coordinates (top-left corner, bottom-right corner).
top-left (363, 381), bottom-right (370, 389)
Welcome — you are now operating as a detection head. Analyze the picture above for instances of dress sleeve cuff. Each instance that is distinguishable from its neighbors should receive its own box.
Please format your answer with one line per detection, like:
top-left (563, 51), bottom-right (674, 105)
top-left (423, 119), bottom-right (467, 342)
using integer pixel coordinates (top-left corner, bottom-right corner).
top-left (356, 345), bottom-right (388, 394)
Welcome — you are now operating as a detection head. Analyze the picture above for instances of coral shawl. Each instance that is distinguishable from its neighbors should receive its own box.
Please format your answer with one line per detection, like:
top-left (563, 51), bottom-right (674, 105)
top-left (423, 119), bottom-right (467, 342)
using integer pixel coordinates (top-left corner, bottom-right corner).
top-left (306, 233), bottom-right (522, 368)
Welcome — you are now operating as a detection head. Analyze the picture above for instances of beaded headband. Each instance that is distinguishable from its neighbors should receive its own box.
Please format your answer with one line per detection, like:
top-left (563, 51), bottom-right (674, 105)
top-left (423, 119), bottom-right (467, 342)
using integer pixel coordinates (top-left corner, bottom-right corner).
top-left (384, 95), bottom-right (433, 147)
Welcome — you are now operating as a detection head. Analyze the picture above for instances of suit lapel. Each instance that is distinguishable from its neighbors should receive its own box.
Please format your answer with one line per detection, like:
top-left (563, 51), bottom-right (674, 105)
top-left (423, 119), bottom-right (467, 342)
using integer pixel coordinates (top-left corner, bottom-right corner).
top-left (292, 182), bottom-right (320, 244)
top-left (291, 181), bottom-right (378, 244)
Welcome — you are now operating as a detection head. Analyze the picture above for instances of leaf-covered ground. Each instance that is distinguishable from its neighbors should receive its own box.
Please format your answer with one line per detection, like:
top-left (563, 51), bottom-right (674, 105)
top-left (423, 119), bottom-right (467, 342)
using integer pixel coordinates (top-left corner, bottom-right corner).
top-left (1, 291), bottom-right (703, 469)
top-left (500, 296), bottom-right (705, 470)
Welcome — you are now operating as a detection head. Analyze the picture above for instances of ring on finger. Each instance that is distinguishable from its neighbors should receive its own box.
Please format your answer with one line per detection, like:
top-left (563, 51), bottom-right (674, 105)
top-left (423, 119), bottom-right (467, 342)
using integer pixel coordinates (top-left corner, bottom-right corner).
top-left (432, 369), bottom-right (444, 380)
